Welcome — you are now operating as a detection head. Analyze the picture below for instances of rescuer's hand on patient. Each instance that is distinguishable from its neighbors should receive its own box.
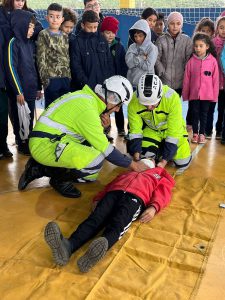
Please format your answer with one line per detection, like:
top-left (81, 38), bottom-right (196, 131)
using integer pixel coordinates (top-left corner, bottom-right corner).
top-left (157, 159), bottom-right (167, 168)
top-left (133, 152), bottom-right (140, 161)
top-left (100, 113), bottom-right (111, 129)
top-left (130, 160), bottom-right (148, 172)
top-left (139, 206), bottom-right (156, 223)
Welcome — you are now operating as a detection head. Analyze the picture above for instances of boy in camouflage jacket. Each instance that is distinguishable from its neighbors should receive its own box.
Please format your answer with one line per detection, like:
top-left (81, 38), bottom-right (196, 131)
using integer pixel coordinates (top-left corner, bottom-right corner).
top-left (37, 3), bottom-right (71, 108)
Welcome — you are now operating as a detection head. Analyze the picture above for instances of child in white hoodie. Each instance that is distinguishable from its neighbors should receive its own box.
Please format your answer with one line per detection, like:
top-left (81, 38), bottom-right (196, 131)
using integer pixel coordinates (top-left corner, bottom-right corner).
top-left (125, 19), bottom-right (158, 88)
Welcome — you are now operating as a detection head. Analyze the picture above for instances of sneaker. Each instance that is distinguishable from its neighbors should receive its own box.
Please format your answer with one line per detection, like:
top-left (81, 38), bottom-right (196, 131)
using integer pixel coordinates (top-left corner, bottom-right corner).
top-left (44, 222), bottom-right (72, 266)
top-left (18, 158), bottom-right (44, 190)
top-left (198, 134), bottom-right (206, 144)
top-left (118, 129), bottom-right (125, 137)
top-left (18, 142), bottom-right (30, 156)
top-left (221, 139), bottom-right (225, 145)
top-left (191, 134), bottom-right (199, 144)
top-left (0, 152), bottom-right (3, 159)
top-left (49, 178), bottom-right (81, 198)
top-left (205, 133), bottom-right (212, 139)
top-left (216, 132), bottom-right (221, 140)
top-left (77, 237), bottom-right (108, 273)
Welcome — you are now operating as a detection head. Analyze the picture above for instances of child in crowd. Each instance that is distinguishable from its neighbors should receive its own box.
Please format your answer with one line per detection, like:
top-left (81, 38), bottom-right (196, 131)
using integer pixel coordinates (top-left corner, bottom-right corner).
top-left (44, 158), bottom-right (175, 273)
top-left (5, 10), bottom-right (42, 155)
top-left (0, 26), bottom-right (12, 158)
top-left (221, 44), bottom-right (225, 144)
top-left (205, 16), bottom-right (225, 139)
top-left (37, 3), bottom-right (71, 108)
top-left (186, 17), bottom-right (215, 132)
top-left (60, 7), bottom-right (77, 37)
top-left (155, 11), bottom-right (192, 96)
top-left (125, 19), bottom-right (158, 88)
top-left (182, 33), bottom-right (219, 144)
top-left (75, 0), bottom-right (103, 35)
top-left (127, 7), bottom-right (158, 47)
top-left (70, 10), bottom-right (114, 91)
top-left (154, 12), bottom-right (165, 36)
top-left (194, 17), bottom-right (215, 37)
top-left (100, 16), bottom-right (128, 136)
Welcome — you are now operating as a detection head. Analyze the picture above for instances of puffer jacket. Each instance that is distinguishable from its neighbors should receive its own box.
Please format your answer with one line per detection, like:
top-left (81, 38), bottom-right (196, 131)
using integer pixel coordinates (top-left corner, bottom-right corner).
top-left (93, 167), bottom-right (175, 213)
top-left (182, 54), bottom-right (219, 102)
top-left (155, 31), bottom-right (192, 90)
top-left (125, 19), bottom-right (158, 86)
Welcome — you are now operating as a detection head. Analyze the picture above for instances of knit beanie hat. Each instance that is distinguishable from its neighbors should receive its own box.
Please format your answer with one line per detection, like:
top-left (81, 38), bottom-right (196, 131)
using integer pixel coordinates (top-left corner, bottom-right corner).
top-left (100, 16), bottom-right (119, 34)
top-left (167, 11), bottom-right (183, 27)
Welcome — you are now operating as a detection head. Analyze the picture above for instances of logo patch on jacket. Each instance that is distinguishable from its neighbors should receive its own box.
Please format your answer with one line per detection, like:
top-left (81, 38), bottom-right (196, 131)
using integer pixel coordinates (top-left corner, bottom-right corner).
top-left (153, 174), bottom-right (161, 179)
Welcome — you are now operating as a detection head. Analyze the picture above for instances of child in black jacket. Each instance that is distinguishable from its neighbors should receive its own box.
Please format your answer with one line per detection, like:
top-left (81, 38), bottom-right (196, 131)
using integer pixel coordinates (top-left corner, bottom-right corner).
top-left (5, 9), bottom-right (41, 155)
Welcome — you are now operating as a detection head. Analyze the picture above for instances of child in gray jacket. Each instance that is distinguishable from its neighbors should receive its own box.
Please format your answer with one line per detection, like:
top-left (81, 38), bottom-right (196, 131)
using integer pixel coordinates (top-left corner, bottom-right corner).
top-left (125, 19), bottom-right (158, 88)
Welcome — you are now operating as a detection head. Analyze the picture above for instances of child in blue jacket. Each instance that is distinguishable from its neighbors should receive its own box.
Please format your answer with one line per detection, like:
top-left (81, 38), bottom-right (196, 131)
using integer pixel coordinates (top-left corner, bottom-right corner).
top-left (5, 9), bottom-right (41, 155)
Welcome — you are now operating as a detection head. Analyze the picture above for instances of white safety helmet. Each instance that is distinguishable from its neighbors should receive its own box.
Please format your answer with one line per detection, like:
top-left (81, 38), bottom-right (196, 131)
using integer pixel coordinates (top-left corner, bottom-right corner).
top-left (141, 158), bottom-right (155, 169)
top-left (95, 76), bottom-right (133, 105)
top-left (137, 73), bottom-right (163, 106)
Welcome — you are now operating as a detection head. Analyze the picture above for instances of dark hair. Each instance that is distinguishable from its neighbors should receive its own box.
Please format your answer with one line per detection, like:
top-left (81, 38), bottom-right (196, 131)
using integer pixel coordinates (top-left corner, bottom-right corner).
top-left (82, 10), bottom-right (99, 24)
top-left (157, 12), bottom-right (165, 22)
top-left (47, 3), bottom-right (62, 13)
top-left (84, 0), bottom-right (92, 5)
top-left (194, 17), bottom-right (215, 35)
top-left (192, 32), bottom-right (217, 58)
top-left (129, 29), bottom-right (146, 42)
top-left (30, 15), bottom-right (36, 25)
top-left (62, 8), bottom-right (77, 25)
top-left (3, 0), bottom-right (28, 11)
top-left (141, 7), bottom-right (158, 20)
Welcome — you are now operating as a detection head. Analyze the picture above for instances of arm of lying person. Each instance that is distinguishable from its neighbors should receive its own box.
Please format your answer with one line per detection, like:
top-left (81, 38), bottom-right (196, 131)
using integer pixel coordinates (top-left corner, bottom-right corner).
top-left (139, 206), bottom-right (156, 223)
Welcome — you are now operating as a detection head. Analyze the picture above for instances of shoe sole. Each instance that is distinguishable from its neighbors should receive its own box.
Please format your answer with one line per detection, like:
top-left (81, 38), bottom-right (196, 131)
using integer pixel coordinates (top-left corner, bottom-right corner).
top-left (44, 222), bottom-right (70, 266)
top-left (77, 237), bottom-right (108, 273)
top-left (18, 159), bottom-right (34, 190)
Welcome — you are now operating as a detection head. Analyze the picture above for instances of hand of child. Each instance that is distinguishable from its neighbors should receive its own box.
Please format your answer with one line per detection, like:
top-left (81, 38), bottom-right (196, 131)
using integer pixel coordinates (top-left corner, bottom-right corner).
top-left (139, 206), bottom-right (156, 223)
top-left (36, 90), bottom-right (43, 100)
top-left (157, 159), bottom-right (167, 168)
top-left (133, 152), bottom-right (140, 161)
top-left (16, 94), bottom-right (25, 105)
top-left (100, 113), bottom-right (111, 129)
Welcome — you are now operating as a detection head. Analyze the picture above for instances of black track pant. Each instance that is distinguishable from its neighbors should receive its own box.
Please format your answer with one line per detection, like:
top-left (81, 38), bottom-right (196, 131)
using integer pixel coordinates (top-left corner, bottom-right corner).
top-left (69, 191), bottom-right (144, 252)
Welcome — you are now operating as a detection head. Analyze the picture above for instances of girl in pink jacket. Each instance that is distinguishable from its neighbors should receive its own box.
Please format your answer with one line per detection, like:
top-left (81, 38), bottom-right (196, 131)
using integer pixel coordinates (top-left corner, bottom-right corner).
top-left (182, 33), bottom-right (219, 144)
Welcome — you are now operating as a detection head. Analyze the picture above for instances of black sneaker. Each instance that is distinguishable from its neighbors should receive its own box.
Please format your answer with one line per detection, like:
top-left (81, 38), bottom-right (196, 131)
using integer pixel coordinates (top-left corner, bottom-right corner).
top-left (216, 132), bottom-right (221, 140)
top-left (44, 222), bottom-right (72, 266)
top-left (18, 142), bottom-right (30, 156)
top-left (77, 237), bottom-right (108, 273)
top-left (205, 133), bottom-right (212, 140)
top-left (221, 139), bottom-right (225, 145)
top-left (49, 178), bottom-right (81, 198)
top-left (118, 130), bottom-right (126, 137)
top-left (106, 134), bottom-right (114, 143)
top-left (18, 158), bottom-right (44, 190)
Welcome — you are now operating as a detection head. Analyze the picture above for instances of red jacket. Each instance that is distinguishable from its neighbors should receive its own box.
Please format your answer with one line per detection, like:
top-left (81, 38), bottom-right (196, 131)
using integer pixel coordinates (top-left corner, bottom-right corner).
top-left (93, 167), bottom-right (175, 213)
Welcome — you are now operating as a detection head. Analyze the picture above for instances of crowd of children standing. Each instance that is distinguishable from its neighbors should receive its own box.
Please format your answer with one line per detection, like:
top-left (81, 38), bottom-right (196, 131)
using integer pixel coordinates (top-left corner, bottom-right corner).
top-left (0, 0), bottom-right (225, 159)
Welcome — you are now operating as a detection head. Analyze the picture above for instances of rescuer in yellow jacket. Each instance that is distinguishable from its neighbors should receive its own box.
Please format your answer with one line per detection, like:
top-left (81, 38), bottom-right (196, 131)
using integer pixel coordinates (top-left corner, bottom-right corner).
top-left (18, 76), bottom-right (149, 198)
top-left (127, 73), bottom-right (191, 169)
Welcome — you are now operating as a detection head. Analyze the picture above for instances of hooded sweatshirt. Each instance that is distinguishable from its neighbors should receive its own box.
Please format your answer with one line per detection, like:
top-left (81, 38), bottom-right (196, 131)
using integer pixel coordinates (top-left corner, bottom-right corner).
top-left (125, 19), bottom-right (158, 86)
top-left (5, 9), bottom-right (40, 100)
